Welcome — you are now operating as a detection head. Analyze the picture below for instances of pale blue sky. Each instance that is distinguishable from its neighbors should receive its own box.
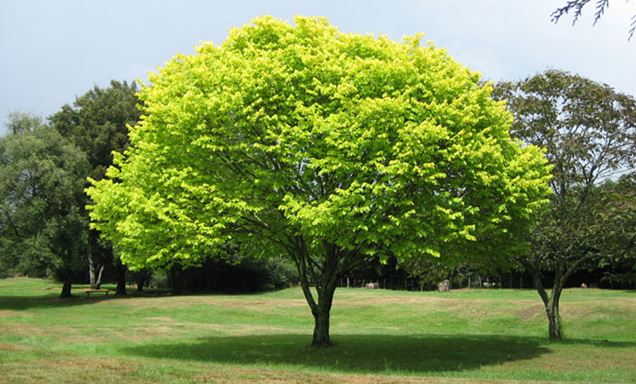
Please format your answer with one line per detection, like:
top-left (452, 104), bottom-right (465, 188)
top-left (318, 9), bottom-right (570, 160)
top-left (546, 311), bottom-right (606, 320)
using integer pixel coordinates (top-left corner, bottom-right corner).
top-left (1, 0), bottom-right (635, 134)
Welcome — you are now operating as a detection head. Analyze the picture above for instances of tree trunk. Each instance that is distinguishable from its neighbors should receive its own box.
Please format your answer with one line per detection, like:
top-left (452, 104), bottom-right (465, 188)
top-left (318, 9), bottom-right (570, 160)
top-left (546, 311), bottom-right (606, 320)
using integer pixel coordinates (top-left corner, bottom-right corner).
top-left (545, 285), bottom-right (563, 340)
top-left (115, 260), bottom-right (127, 296)
top-left (312, 303), bottom-right (331, 347)
top-left (89, 255), bottom-right (97, 288)
top-left (89, 257), bottom-right (104, 289)
top-left (529, 264), bottom-right (564, 340)
top-left (311, 281), bottom-right (336, 347)
top-left (292, 238), bottom-right (342, 347)
top-left (546, 303), bottom-right (562, 339)
top-left (169, 264), bottom-right (182, 295)
top-left (95, 265), bottom-right (104, 289)
top-left (60, 279), bottom-right (72, 298)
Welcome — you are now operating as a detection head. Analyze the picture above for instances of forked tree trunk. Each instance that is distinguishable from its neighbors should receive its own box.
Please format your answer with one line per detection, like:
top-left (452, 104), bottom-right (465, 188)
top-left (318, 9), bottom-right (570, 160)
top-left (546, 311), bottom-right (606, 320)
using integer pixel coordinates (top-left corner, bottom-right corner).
top-left (89, 258), bottom-right (105, 289)
top-left (529, 266), bottom-right (564, 340)
top-left (293, 239), bottom-right (341, 348)
top-left (545, 286), bottom-right (563, 340)
top-left (89, 255), bottom-right (104, 289)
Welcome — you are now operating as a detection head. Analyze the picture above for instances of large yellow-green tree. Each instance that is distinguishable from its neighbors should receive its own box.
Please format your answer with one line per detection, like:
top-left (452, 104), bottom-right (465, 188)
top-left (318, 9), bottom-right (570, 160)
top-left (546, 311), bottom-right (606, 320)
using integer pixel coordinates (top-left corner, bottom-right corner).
top-left (87, 16), bottom-right (551, 346)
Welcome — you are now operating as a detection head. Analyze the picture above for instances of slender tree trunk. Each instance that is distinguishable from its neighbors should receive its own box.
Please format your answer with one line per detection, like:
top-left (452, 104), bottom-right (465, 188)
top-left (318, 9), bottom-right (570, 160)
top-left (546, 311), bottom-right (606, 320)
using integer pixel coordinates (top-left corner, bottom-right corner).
top-left (115, 260), bottom-right (127, 296)
top-left (88, 231), bottom-right (106, 289)
top-left (546, 284), bottom-right (563, 339)
top-left (95, 265), bottom-right (104, 289)
top-left (89, 255), bottom-right (97, 288)
top-left (60, 279), bottom-right (72, 298)
top-left (546, 299), bottom-right (562, 339)
top-left (529, 265), bottom-right (564, 340)
top-left (89, 257), bottom-right (104, 289)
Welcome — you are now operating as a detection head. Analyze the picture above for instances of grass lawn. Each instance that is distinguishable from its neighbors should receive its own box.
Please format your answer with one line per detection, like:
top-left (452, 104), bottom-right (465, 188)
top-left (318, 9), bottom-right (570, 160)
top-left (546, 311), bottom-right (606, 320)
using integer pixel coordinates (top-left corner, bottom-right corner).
top-left (0, 277), bottom-right (634, 383)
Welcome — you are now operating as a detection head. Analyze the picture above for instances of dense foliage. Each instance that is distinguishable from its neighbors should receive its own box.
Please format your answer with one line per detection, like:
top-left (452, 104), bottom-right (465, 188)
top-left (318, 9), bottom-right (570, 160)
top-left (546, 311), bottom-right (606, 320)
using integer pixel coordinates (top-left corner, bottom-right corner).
top-left (0, 117), bottom-right (89, 296)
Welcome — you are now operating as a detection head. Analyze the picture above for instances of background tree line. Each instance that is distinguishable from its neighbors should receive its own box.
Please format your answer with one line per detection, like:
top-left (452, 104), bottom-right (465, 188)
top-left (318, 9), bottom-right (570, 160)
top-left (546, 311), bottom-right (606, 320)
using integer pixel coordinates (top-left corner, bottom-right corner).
top-left (1, 74), bottom-right (634, 294)
top-left (0, 82), bottom-right (297, 296)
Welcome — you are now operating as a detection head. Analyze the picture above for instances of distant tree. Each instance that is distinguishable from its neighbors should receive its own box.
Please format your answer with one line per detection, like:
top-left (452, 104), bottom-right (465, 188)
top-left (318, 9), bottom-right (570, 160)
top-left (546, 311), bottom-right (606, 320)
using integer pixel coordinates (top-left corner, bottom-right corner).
top-left (49, 80), bottom-right (139, 180)
top-left (0, 115), bottom-right (89, 297)
top-left (49, 80), bottom-right (140, 293)
top-left (494, 70), bottom-right (636, 339)
top-left (552, 0), bottom-right (636, 40)
top-left (5, 112), bottom-right (45, 135)
top-left (87, 16), bottom-right (551, 346)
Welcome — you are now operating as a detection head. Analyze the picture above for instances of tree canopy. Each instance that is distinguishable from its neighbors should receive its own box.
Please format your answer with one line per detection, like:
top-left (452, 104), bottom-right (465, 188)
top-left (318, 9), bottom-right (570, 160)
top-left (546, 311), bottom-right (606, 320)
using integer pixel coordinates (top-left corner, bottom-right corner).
top-left (88, 16), bottom-right (552, 346)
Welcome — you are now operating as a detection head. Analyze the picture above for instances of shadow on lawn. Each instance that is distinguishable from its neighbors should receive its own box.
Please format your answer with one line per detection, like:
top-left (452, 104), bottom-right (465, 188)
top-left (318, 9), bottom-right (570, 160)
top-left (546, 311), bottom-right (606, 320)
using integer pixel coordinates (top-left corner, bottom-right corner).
top-left (123, 333), bottom-right (552, 373)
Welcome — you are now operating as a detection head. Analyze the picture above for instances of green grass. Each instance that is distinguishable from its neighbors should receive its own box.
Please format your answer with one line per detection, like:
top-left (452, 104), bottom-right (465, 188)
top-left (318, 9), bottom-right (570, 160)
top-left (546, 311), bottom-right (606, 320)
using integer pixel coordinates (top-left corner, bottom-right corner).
top-left (0, 278), bottom-right (634, 383)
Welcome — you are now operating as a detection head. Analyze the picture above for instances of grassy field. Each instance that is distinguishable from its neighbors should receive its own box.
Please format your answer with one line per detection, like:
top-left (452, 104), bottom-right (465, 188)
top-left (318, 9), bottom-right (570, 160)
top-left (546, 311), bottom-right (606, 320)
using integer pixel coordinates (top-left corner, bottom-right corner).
top-left (0, 278), bottom-right (634, 383)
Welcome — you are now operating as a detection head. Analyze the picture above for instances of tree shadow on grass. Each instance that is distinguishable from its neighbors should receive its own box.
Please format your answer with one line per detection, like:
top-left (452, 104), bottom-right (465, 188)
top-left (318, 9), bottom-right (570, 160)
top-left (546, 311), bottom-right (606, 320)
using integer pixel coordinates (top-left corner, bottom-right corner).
top-left (123, 333), bottom-right (551, 373)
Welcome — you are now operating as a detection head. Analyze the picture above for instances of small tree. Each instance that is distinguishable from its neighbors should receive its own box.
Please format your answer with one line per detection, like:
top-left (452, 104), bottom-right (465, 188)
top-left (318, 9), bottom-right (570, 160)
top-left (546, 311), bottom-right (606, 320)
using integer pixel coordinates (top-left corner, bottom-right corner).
top-left (88, 16), bottom-right (551, 346)
top-left (494, 70), bottom-right (636, 339)
top-left (0, 115), bottom-right (89, 297)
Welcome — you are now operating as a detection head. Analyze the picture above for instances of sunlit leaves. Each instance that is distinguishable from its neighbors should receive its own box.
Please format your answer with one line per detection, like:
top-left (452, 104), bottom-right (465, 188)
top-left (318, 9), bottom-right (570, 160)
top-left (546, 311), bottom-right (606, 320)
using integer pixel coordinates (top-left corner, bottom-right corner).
top-left (87, 16), bottom-right (551, 270)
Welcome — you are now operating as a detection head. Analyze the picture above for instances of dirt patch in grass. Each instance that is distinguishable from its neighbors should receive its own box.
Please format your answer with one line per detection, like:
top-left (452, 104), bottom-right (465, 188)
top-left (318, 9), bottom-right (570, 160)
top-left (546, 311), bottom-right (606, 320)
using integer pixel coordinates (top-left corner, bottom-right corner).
top-left (0, 322), bottom-right (48, 336)
top-left (516, 305), bottom-right (543, 320)
top-left (2, 357), bottom-right (141, 384)
top-left (124, 322), bottom-right (292, 341)
top-left (193, 366), bottom-right (557, 384)
top-left (495, 343), bottom-right (636, 374)
top-left (564, 300), bottom-right (636, 316)
top-left (144, 316), bottom-right (176, 322)
top-left (336, 294), bottom-right (540, 309)
top-left (0, 342), bottom-right (31, 351)
top-left (109, 295), bottom-right (309, 311)
top-left (0, 322), bottom-right (107, 344)
top-left (0, 310), bottom-right (20, 318)
top-left (117, 325), bottom-right (177, 342)
top-left (338, 296), bottom-right (450, 307)
top-left (42, 357), bottom-right (134, 371)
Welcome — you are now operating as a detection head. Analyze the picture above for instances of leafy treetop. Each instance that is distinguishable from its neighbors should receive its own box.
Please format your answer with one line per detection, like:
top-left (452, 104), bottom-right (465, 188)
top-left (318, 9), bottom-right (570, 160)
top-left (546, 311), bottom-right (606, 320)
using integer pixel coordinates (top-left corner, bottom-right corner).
top-left (87, 16), bottom-right (552, 272)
